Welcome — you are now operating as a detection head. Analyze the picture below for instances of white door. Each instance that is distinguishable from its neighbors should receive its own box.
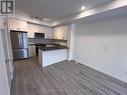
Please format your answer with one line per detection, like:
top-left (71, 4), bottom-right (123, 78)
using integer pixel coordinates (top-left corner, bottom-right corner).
top-left (1, 29), bottom-right (12, 89)
top-left (0, 18), bottom-right (10, 95)
top-left (1, 18), bottom-right (13, 89)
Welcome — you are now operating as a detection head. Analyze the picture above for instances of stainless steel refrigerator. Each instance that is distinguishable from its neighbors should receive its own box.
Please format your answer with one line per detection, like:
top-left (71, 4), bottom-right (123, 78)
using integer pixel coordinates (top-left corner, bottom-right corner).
top-left (10, 30), bottom-right (29, 60)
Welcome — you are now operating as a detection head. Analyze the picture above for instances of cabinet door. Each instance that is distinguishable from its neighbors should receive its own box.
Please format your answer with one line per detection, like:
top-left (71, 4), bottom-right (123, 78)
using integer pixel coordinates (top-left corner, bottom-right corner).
top-left (8, 18), bottom-right (18, 30)
top-left (8, 18), bottom-right (27, 31)
top-left (53, 25), bottom-right (69, 40)
top-left (17, 20), bottom-right (27, 31)
top-left (53, 28), bottom-right (62, 39)
top-left (53, 28), bottom-right (57, 39)
top-left (63, 25), bottom-right (69, 40)
top-left (29, 46), bottom-right (36, 57)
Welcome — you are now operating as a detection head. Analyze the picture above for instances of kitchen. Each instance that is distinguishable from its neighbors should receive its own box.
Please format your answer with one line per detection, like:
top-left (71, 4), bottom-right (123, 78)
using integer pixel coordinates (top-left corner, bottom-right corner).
top-left (8, 18), bottom-right (70, 67)
top-left (1, 0), bottom-right (127, 95)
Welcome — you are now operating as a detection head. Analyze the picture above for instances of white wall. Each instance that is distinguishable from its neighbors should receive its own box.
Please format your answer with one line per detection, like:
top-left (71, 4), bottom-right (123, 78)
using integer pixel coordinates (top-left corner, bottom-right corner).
top-left (68, 24), bottom-right (75, 60)
top-left (28, 23), bottom-right (53, 38)
top-left (73, 15), bottom-right (127, 83)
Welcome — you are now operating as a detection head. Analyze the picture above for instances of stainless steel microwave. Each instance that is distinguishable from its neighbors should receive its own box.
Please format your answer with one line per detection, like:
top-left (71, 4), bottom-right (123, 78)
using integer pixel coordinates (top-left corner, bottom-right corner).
top-left (34, 33), bottom-right (45, 38)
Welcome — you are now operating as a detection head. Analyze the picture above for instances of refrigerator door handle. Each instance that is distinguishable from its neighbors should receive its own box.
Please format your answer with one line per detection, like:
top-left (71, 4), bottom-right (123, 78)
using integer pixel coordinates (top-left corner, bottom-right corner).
top-left (18, 33), bottom-right (21, 47)
top-left (18, 33), bottom-right (23, 48)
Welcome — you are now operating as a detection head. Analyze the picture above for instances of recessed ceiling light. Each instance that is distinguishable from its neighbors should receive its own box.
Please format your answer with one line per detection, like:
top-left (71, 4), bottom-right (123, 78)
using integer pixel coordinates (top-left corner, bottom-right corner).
top-left (81, 6), bottom-right (86, 10)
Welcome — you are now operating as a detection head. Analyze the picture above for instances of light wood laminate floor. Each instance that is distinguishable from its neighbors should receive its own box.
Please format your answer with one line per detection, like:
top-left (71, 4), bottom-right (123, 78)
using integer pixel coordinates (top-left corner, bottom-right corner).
top-left (11, 57), bottom-right (127, 95)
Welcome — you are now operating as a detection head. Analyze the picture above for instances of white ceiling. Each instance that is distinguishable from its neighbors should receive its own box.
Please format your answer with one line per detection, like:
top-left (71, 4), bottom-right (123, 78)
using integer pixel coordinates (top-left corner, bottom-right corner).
top-left (16, 0), bottom-right (113, 21)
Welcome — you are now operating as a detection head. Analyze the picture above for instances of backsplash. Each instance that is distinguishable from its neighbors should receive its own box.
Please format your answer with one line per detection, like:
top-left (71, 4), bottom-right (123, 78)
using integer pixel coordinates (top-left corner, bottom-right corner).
top-left (28, 38), bottom-right (67, 46)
